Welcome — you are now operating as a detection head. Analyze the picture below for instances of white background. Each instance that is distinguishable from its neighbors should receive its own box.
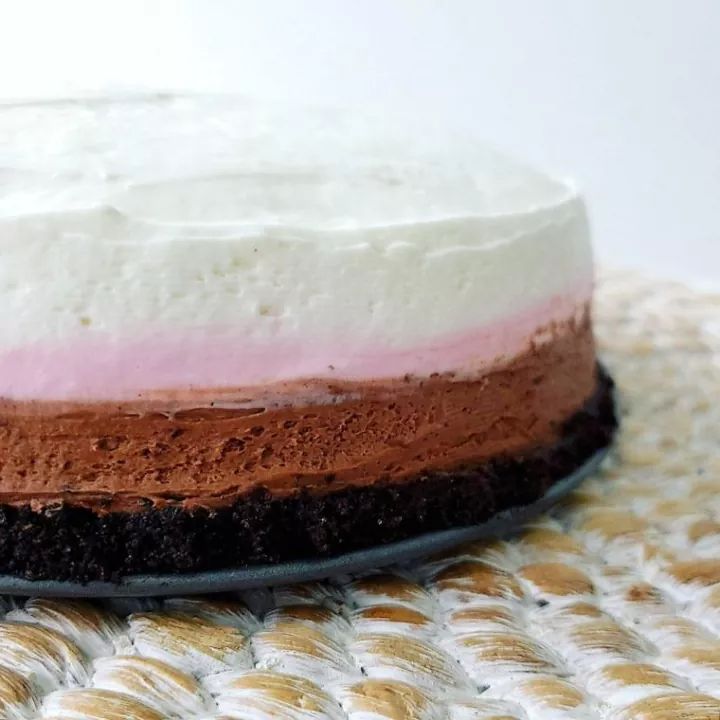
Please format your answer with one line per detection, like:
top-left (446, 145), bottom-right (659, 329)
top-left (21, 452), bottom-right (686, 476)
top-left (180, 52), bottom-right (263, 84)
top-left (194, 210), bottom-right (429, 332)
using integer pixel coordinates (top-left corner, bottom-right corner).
top-left (2, 1), bottom-right (719, 286)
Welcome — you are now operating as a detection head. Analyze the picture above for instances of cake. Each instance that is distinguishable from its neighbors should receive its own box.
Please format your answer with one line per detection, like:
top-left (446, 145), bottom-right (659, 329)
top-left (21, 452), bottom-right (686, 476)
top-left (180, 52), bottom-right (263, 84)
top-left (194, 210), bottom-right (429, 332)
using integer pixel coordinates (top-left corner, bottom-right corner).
top-left (0, 95), bottom-right (616, 582)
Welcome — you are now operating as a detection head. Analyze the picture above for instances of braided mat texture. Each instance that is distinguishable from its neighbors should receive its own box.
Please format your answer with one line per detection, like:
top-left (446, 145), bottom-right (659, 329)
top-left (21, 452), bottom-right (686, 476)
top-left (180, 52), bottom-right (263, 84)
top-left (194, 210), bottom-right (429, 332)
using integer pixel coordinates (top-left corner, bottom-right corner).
top-left (1, 271), bottom-right (719, 720)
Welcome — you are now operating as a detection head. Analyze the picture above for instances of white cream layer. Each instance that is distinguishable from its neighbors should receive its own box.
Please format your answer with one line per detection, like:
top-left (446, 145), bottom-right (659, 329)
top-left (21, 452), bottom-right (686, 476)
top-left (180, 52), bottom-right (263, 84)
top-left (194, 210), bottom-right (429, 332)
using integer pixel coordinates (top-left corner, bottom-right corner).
top-left (0, 95), bottom-right (593, 401)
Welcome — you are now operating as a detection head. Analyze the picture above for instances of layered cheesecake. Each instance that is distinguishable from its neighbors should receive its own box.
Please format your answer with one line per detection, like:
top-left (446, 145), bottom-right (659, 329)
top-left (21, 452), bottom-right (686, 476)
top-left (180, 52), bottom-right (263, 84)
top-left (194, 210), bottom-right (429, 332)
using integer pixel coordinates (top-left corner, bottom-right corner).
top-left (0, 95), bottom-right (615, 581)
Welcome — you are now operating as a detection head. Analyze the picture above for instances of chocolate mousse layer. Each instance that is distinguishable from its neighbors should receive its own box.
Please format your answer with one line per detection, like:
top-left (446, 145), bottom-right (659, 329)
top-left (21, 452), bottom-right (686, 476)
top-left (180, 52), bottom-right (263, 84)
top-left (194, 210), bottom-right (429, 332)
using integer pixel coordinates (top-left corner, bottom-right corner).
top-left (0, 314), bottom-right (617, 581)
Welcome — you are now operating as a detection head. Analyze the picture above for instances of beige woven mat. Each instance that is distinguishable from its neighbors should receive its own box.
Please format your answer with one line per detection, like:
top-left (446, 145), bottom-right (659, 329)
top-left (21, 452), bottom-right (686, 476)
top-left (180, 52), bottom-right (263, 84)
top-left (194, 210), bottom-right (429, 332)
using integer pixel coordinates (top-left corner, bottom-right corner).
top-left (1, 271), bottom-right (719, 720)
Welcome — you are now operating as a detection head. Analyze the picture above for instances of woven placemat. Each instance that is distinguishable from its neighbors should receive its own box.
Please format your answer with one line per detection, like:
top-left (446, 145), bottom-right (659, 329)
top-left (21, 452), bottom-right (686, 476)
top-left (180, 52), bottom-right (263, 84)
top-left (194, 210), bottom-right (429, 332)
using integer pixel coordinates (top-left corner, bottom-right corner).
top-left (1, 271), bottom-right (719, 720)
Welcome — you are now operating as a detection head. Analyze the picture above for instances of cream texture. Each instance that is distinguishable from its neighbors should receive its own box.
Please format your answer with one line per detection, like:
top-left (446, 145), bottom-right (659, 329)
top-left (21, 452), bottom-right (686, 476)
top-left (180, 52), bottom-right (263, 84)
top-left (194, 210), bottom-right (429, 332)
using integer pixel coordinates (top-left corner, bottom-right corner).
top-left (0, 95), bottom-right (593, 400)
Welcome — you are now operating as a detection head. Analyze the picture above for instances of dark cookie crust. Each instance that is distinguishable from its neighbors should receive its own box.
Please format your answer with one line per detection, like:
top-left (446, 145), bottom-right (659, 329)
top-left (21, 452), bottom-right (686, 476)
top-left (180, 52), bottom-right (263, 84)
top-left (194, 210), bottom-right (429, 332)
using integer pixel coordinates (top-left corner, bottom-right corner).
top-left (0, 368), bottom-right (616, 583)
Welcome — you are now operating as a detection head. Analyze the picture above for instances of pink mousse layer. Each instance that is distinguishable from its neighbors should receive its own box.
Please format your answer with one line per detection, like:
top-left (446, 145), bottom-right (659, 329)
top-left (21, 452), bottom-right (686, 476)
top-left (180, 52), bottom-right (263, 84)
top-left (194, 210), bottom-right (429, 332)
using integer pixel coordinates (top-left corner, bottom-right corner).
top-left (0, 289), bottom-right (590, 402)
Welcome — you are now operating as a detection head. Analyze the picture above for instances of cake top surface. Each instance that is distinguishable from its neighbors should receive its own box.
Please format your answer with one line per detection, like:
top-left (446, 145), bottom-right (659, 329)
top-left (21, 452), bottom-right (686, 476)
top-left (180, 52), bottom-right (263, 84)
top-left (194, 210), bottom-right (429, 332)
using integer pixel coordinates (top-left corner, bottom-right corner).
top-left (0, 93), bottom-right (576, 233)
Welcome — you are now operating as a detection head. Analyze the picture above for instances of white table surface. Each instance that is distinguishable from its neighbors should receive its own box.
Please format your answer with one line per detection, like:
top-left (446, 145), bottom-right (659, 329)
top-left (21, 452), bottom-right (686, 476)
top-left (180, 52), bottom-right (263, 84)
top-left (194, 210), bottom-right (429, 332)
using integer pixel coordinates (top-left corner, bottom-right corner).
top-left (2, 0), bottom-right (719, 287)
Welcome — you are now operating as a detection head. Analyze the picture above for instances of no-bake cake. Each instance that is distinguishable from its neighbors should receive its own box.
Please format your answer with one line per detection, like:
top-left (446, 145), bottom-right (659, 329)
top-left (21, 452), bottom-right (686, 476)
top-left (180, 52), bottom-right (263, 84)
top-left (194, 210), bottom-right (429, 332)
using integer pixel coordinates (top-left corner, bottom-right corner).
top-left (0, 96), bottom-right (615, 581)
